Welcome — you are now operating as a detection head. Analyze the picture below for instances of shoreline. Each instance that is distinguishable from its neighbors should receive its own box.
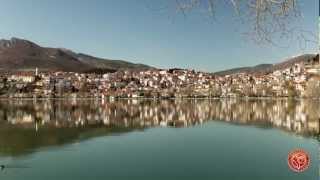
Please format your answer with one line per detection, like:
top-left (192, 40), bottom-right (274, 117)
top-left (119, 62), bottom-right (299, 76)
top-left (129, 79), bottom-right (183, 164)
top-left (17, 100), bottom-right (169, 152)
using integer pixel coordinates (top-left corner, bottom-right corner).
top-left (0, 97), bottom-right (319, 101)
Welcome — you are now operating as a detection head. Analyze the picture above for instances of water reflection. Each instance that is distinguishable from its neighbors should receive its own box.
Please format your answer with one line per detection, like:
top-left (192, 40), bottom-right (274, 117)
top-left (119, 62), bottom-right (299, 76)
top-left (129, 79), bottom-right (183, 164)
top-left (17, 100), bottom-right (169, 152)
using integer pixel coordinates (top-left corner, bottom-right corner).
top-left (0, 99), bottom-right (319, 156)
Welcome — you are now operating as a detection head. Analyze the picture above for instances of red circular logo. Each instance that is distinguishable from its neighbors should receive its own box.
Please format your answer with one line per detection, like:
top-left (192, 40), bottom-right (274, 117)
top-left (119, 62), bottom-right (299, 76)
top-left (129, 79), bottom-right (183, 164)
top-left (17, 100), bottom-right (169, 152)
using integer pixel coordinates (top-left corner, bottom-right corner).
top-left (287, 149), bottom-right (310, 172)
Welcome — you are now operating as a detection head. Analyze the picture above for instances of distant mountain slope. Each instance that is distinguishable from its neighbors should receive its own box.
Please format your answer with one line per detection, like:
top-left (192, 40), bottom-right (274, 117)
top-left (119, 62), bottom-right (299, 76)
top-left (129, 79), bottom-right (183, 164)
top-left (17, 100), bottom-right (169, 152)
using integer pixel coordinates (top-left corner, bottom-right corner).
top-left (214, 64), bottom-right (273, 76)
top-left (214, 54), bottom-right (318, 76)
top-left (63, 51), bottom-right (152, 71)
top-left (0, 37), bottom-right (153, 73)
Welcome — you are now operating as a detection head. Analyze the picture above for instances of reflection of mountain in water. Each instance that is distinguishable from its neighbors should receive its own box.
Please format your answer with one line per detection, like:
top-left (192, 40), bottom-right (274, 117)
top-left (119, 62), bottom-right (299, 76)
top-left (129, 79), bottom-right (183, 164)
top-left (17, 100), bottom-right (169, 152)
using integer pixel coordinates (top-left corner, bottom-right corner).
top-left (0, 99), bottom-right (319, 156)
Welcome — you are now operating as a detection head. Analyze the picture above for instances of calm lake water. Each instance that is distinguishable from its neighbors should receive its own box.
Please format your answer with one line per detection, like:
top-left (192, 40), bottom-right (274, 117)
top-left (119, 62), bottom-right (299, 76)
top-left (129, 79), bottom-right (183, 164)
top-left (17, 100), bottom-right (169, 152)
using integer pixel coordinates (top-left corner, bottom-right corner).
top-left (0, 99), bottom-right (318, 180)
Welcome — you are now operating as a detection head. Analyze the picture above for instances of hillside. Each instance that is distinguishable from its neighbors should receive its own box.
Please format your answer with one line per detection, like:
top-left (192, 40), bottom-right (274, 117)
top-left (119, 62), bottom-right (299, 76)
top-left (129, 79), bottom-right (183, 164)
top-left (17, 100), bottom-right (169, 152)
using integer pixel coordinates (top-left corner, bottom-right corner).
top-left (214, 54), bottom-right (318, 76)
top-left (0, 37), bottom-right (153, 73)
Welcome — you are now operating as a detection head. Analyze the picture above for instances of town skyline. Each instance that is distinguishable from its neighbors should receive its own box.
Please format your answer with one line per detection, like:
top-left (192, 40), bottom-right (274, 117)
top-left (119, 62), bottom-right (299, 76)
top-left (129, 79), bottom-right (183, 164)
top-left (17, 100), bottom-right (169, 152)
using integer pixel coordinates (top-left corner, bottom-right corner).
top-left (0, 53), bottom-right (318, 100)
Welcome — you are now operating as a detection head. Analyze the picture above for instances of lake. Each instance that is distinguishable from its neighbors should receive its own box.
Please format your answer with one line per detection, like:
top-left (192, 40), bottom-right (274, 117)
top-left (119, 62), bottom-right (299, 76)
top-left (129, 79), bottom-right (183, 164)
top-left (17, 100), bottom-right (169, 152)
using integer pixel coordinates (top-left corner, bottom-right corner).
top-left (0, 99), bottom-right (319, 180)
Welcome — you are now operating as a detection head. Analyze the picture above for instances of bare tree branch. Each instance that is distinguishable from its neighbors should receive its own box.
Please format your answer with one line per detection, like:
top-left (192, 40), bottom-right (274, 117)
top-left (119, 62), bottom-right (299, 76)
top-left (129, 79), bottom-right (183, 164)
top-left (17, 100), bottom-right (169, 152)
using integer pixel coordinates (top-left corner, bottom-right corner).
top-left (158, 0), bottom-right (316, 47)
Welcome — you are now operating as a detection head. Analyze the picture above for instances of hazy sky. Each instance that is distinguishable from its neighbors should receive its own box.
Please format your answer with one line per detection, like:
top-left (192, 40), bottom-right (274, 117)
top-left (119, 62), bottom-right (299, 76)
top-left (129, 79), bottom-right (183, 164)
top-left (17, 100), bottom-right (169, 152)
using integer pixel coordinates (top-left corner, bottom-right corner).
top-left (0, 0), bottom-right (318, 72)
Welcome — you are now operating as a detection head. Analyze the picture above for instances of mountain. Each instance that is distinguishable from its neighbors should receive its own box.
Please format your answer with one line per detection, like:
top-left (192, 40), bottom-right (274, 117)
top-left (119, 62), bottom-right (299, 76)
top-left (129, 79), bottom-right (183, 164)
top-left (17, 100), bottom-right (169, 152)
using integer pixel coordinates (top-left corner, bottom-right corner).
top-left (1, 37), bottom-right (317, 75)
top-left (214, 64), bottom-right (273, 76)
top-left (214, 54), bottom-right (318, 76)
top-left (62, 50), bottom-right (152, 72)
top-left (0, 37), bottom-right (153, 73)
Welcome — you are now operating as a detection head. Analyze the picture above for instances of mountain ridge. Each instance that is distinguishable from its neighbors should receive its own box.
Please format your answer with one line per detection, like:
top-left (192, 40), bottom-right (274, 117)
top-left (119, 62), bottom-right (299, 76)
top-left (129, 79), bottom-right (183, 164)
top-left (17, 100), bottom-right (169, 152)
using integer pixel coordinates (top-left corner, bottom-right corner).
top-left (0, 37), bottom-right (153, 73)
top-left (0, 37), bottom-right (318, 75)
top-left (214, 54), bottom-right (318, 76)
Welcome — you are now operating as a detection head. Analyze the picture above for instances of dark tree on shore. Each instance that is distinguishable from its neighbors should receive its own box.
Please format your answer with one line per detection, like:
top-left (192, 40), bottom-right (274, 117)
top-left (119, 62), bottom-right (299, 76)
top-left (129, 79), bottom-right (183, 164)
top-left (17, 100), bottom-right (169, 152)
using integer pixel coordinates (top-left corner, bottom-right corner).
top-left (305, 77), bottom-right (320, 98)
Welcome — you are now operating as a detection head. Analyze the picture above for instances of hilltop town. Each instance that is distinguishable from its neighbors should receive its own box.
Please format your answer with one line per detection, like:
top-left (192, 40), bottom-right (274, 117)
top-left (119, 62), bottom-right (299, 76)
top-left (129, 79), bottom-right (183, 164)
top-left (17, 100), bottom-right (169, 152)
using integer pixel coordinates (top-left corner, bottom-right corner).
top-left (0, 54), bottom-right (319, 99)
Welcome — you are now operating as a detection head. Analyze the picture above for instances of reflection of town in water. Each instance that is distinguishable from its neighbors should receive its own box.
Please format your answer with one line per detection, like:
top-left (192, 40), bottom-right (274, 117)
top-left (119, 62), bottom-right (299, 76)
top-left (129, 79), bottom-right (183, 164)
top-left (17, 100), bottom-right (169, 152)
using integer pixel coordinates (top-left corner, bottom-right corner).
top-left (0, 99), bottom-right (319, 136)
top-left (0, 99), bottom-right (319, 156)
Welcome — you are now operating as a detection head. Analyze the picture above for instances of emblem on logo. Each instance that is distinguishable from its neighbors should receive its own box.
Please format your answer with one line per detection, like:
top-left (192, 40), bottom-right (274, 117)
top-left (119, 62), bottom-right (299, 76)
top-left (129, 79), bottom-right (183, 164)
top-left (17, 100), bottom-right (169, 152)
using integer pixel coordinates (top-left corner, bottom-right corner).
top-left (287, 149), bottom-right (310, 172)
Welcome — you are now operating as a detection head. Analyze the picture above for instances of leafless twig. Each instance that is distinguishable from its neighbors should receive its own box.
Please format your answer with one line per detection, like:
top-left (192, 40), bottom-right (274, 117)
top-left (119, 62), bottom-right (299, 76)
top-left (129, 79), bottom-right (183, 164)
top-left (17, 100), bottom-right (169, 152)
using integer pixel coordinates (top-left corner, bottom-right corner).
top-left (161, 0), bottom-right (316, 47)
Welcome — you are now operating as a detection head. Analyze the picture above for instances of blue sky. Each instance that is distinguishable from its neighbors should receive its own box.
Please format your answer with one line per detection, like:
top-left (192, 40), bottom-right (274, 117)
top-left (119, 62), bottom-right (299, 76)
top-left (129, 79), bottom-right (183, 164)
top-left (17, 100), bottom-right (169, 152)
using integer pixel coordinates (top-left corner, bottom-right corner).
top-left (0, 0), bottom-right (318, 72)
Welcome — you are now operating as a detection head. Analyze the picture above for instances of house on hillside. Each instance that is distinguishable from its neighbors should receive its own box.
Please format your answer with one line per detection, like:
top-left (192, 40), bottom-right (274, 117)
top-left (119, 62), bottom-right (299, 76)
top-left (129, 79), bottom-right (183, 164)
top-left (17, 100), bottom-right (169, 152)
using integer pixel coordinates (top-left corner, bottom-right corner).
top-left (9, 72), bottom-right (35, 83)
